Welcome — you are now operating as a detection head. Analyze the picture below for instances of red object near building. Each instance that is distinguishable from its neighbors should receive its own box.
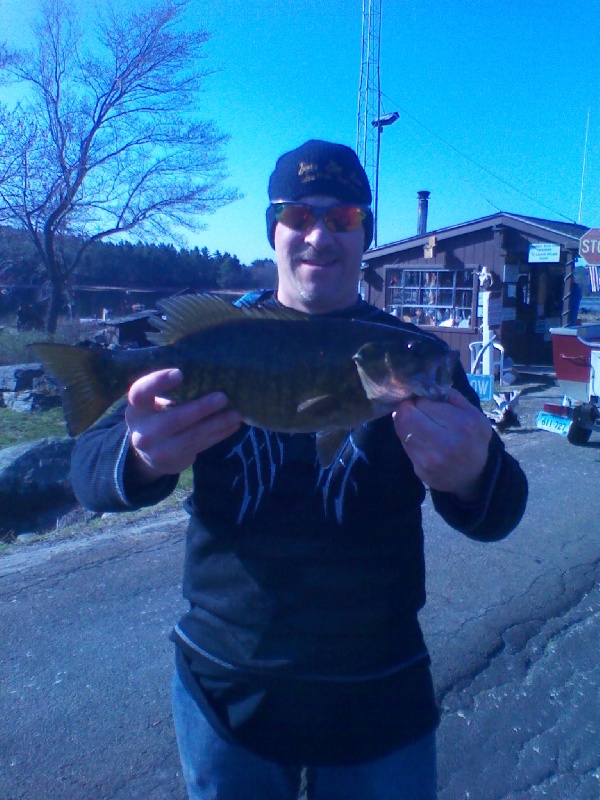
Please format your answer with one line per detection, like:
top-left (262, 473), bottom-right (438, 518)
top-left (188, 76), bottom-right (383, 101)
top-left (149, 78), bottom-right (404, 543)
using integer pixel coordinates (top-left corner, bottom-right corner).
top-left (550, 325), bottom-right (599, 403)
top-left (538, 324), bottom-right (600, 444)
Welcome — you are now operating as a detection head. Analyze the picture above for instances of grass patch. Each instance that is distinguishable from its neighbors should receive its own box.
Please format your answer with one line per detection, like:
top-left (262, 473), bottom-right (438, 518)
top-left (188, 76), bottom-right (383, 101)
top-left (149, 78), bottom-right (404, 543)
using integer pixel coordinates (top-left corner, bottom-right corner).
top-left (178, 466), bottom-right (193, 493)
top-left (0, 319), bottom-right (101, 367)
top-left (0, 407), bottom-right (68, 449)
top-left (0, 327), bottom-right (49, 366)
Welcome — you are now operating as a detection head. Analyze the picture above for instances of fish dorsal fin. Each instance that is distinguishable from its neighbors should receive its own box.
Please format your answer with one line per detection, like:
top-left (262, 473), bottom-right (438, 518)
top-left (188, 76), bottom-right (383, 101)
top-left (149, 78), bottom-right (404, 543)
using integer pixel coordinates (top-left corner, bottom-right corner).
top-left (146, 294), bottom-right (310, 345)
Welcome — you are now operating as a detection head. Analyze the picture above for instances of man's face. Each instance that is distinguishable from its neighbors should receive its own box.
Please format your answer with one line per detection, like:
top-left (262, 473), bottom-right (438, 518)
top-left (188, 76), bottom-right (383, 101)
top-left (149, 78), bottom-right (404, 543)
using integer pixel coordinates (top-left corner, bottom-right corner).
top-left (274, 195), bottom-right (365, 314)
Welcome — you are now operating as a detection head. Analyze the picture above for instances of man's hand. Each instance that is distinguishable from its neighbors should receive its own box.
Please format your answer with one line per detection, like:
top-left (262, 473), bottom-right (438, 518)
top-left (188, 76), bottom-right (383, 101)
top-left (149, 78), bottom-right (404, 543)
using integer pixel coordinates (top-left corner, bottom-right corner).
top-left (124, 369), bottom-right (242, 484)
top-left (393, 388), bottom-right (493, 503)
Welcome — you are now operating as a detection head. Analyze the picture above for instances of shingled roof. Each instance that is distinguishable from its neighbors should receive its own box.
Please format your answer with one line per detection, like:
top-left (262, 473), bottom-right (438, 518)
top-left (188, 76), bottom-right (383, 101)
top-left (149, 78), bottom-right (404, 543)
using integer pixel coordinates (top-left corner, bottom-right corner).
top-left (363, 212), bottom-right (588, 262)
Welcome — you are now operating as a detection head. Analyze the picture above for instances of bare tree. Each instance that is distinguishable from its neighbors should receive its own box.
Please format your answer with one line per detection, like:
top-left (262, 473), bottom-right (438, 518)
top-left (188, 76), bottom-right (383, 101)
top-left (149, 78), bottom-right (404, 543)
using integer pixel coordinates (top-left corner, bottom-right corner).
top-left (0, 0), bottom-right (237, 332)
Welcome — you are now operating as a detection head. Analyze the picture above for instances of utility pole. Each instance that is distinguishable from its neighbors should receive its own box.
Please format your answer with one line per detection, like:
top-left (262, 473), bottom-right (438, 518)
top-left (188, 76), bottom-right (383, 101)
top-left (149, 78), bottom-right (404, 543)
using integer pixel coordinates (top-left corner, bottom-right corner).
top-left (578, 108), bottom-right (590, 225)
top-left (357, 0), bottom-right (381, 243)
top-left (356, 0), bottom-right (398, 247)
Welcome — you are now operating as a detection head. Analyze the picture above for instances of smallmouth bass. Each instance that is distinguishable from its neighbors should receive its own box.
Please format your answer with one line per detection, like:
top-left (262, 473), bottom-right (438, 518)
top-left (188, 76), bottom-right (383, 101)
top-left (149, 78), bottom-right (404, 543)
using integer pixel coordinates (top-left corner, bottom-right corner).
top-left (31, 294), bottom-right (457, 467)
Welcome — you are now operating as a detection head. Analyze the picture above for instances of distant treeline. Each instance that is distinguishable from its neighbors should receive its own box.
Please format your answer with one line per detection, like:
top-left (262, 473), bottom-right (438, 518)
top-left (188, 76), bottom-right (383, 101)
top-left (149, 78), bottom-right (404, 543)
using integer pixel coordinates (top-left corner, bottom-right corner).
top-left (0, 226), bottom-right (277, 300)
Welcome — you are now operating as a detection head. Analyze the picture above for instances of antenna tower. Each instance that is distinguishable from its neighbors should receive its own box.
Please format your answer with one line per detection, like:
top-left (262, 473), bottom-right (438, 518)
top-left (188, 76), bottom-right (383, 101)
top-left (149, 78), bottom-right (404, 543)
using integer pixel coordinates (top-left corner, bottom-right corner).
top-left (356, 0), bottom-right (382, 242)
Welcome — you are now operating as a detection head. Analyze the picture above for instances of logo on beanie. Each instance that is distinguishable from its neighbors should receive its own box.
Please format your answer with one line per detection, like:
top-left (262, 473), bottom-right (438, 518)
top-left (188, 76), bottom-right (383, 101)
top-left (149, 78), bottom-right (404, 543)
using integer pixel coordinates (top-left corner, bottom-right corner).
top-left (297, 159), bottom-right (365, 195)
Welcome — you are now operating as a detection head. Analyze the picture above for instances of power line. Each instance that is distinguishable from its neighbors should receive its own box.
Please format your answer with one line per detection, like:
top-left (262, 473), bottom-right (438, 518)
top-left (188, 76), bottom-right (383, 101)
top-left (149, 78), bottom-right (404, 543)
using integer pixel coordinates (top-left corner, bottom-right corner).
top-left (381, 91), bottom-right (577, 224)
top-left (578, 108), bottom-right (590, 224)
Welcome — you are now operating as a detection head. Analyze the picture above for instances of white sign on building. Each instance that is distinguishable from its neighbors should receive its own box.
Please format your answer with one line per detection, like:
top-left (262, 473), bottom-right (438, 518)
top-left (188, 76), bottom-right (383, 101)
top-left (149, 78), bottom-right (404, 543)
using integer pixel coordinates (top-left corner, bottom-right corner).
top-left (528, 243), bottom-right (561, 263)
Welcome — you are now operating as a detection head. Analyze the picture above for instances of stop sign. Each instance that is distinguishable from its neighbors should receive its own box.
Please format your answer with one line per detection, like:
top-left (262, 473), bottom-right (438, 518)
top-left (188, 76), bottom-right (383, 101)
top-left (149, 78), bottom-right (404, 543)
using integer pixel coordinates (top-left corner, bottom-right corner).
top-left (579, 228), bottom-right (600, 264)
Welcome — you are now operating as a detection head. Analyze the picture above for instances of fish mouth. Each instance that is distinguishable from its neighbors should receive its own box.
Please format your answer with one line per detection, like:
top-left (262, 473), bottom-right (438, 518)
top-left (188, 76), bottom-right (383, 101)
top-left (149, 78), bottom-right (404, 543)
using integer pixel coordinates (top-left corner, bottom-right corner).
top-left (381, 376), bottom-right (449, 403)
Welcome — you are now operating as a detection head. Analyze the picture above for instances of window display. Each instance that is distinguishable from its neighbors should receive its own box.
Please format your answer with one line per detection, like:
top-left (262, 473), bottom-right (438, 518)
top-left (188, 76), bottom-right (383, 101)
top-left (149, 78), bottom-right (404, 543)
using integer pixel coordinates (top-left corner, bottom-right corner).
top-left (387, 268), bottom-right (475, 327)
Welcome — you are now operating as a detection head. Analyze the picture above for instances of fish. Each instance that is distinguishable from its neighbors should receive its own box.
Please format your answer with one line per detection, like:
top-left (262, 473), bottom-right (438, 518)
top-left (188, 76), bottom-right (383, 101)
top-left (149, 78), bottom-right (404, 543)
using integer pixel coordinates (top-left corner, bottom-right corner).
top-left (30, 294), bottom-right (458, 467)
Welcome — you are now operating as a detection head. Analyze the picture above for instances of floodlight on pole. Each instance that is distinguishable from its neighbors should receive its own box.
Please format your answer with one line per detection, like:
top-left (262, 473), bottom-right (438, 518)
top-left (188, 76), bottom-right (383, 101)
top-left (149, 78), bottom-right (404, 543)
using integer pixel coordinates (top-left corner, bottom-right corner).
top-left (371, 110), bottom-right (399, 247)
top-left (371, 111), bottom-right (400, 129)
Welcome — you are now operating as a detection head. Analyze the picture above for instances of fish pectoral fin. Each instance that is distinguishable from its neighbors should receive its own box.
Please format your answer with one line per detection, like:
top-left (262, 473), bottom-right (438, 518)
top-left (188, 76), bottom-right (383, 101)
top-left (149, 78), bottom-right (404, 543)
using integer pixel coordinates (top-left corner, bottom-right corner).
top-left (315, 429), bottom-right (350, 469)
top-left (296, 394), bottom-right (339, 415)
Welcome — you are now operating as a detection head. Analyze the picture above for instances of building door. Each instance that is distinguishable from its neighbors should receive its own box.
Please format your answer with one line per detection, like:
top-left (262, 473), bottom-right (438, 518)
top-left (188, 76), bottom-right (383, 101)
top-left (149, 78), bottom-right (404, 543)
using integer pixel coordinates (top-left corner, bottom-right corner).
top-left (501, 272), bottom-right (535, 363)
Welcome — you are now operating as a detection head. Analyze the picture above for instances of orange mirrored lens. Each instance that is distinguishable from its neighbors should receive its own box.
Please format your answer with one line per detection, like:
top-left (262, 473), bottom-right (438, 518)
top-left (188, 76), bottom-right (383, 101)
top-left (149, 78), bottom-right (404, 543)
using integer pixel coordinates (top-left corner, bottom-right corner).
top-left (275, 204), bottom-right (315, 231)
top-left (324, 206), bottom-right (366, 232)
top-left (274, 203), bottom-right (367, 234)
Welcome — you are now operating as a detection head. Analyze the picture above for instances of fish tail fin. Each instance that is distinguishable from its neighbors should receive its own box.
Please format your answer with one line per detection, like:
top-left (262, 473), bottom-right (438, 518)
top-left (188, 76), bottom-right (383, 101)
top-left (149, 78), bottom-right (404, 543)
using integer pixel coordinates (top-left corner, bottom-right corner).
top-left (29, 343), bottom-right (124, 436)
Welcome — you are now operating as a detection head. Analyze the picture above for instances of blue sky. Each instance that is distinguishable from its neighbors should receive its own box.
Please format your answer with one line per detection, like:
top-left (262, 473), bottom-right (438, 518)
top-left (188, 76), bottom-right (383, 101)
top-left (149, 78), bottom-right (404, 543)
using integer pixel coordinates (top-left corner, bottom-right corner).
top-left (1, 0), bottom-right (599, 265)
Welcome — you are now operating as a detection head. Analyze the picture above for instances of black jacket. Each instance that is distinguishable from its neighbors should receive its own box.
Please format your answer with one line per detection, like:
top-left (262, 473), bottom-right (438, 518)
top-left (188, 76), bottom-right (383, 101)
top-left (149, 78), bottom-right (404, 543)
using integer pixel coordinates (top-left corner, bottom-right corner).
top-left (71, 294), bottom-right (528, 765)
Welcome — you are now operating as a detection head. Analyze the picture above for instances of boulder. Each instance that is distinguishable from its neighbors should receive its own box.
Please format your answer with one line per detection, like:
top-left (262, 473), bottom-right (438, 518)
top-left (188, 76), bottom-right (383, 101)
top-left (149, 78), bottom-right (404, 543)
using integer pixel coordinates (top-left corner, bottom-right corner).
top-left (2, 390), bottom-right (62, 413)
top-left (0, 437), bottom-right (77, 534)
top-left (0, 363), bottom-right (61, 412)
top-left (0, 363), bottom-right (44, 391)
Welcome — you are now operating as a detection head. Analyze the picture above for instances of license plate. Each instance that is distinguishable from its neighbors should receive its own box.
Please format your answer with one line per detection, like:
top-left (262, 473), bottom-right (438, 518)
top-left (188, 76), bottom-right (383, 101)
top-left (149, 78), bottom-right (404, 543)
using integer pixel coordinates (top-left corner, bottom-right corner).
top-left (536, 411), bottom-right (572, 436)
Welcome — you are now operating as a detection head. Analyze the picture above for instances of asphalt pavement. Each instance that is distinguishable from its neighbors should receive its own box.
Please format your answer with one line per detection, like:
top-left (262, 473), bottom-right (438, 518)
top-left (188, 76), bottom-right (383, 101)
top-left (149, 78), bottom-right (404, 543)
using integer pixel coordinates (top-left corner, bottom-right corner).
top-left (423, 381), bottom-right (600, 799)
top-left (1, 381), bottom-right (599, 800)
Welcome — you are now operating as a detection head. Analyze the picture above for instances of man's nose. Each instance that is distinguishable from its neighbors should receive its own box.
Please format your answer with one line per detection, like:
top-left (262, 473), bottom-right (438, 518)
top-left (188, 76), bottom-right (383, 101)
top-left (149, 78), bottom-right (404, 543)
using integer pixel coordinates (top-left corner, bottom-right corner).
top-left (304, 218), bottom-right (334, 245)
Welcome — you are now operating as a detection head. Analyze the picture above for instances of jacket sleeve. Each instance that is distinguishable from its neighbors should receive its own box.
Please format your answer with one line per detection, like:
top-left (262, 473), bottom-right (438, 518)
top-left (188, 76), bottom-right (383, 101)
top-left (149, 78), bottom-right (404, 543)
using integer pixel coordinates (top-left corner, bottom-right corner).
top-left (70, 401), bottom-right (179, 513)
top-left (430, 432), bottom-right (528, 541)
top-left (429, 351), bottom-right (528, 541)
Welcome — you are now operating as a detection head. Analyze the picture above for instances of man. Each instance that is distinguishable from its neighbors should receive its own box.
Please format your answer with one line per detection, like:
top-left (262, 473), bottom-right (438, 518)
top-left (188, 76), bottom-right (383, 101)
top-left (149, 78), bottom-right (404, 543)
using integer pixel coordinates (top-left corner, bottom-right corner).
top-left (71, 140), bottom-right (528, 799)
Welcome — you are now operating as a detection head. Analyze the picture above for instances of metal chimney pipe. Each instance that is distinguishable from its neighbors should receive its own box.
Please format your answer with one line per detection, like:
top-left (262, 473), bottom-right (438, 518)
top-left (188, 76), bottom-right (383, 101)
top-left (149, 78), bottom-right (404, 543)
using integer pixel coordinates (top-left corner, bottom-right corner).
top-left (417, 191), bottom-right (430, 236)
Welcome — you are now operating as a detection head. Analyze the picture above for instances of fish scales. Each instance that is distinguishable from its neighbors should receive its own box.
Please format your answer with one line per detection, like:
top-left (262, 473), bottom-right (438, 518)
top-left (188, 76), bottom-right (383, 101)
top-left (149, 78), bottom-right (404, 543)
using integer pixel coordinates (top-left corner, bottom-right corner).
top-left (159, 318), bottom-right (373, 431)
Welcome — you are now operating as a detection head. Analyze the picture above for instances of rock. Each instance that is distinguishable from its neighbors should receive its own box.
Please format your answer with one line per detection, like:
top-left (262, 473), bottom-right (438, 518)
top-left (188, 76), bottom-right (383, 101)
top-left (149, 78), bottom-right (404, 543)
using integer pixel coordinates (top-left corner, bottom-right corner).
top-left (0, 363), bottom-right (62, 413)
top-left (2, 390), bottom-right (62, 413)
top-left (32, 375), bottom-right (60, 394)
top-left (0, 437), bottom-right (77, 534)
top-left (1, 392), bottom-right (29, 412)
top-left (14, 533), bottom-right (39, 543)
top-left (0, 363), bottom-right (44, 392)
top-left (5, 391), bottom-right (35, 412)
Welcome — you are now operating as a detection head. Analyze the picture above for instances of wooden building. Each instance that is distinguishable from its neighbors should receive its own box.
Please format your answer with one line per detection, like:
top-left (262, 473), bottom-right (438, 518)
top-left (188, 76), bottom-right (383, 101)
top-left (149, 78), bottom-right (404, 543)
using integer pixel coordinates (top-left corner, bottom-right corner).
top-left (360, 212), bottom-right (588, 367)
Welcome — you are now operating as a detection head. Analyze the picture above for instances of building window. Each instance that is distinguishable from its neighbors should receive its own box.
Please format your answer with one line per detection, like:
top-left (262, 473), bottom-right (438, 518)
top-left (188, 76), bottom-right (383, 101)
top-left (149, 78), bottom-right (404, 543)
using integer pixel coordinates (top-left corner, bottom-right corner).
top-left (387, 268), bottom-right (475, 327)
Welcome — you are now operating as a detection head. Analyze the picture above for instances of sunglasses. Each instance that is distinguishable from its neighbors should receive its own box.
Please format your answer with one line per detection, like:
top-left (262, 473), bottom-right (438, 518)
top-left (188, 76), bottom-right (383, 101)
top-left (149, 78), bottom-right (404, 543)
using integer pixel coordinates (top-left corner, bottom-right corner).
top-left (272, 202), bottom-right (368, 234)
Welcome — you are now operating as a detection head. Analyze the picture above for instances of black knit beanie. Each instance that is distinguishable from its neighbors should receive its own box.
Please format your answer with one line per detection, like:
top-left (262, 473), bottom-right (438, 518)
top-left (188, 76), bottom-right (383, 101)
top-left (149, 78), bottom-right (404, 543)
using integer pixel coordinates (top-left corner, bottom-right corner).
top-left (266, 140), bottom-right (373, 251)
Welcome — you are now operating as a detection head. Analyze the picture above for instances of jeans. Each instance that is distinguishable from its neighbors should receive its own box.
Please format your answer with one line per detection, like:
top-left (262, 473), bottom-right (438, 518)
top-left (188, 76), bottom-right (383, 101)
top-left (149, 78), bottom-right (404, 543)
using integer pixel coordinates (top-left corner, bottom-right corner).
top-left (171, 669), bottom-right (437, 800)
